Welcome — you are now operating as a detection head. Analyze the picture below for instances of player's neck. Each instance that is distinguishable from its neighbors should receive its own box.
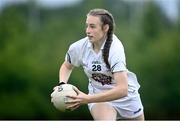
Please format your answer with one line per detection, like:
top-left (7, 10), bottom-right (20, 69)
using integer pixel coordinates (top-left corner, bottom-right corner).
top-left (93, 36), bottom-right (107, 54)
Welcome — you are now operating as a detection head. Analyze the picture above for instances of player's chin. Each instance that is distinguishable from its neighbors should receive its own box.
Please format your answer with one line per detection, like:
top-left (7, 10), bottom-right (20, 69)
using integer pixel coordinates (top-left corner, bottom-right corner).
top-left (89, 38), bottom-right (95, 43)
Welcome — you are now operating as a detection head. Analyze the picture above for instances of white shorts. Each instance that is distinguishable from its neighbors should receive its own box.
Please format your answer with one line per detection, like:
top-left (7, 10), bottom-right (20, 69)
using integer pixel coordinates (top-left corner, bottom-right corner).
top-left (88, 81), bottom-right (144, 119)
top-left (88, 80), bottom-right (144, 119)
top-left (88, 93), bottom-right (144, 119)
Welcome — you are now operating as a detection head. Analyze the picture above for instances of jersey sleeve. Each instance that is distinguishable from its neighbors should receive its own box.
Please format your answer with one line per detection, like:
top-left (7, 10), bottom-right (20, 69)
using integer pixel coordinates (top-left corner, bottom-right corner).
top-left (65, 43), bottom-right (81, 67)
top-left (109, 41), bottom-right (127, 73)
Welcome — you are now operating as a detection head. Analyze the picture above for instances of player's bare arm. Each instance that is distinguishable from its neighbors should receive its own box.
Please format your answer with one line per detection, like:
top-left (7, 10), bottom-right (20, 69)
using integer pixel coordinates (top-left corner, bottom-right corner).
top-left (59, 61), bottom-right (74, 83)
top-left (66, 71), bottom-right (128, 108)
top-left (88, 71), bottom-right (128, 102)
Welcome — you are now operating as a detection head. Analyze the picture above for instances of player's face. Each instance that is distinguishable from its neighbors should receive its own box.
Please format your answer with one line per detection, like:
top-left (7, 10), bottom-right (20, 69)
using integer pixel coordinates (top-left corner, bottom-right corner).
top-left (86, 15), bottom-right (107, 43)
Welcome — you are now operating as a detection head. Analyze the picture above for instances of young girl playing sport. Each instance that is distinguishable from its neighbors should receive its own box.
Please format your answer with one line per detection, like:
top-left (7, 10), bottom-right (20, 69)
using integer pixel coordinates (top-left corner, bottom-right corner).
top-left (56, 8), bottom-right (144, 120)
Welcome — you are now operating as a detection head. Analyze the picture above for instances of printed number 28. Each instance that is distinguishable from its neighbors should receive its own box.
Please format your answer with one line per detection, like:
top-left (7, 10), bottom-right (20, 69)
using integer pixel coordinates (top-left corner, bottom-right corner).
top-left (92, 65), bottom-right (101, 71)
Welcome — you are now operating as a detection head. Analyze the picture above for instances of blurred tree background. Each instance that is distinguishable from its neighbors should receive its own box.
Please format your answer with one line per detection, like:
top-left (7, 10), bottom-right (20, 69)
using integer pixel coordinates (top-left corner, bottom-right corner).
top-left (0, 0), bottom-right (180, 120)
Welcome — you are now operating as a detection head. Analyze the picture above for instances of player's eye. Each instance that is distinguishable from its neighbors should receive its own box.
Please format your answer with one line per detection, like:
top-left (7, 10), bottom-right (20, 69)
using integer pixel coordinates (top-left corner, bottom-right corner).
top-left (86, 24), bottom-right (96, 29)
top-left (89, 25), bottom-right (96, 29)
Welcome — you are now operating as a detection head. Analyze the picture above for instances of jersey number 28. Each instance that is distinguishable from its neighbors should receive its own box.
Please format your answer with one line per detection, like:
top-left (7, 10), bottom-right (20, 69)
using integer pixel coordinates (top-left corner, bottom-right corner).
top-left (92, 65), bottom-right (101, 71)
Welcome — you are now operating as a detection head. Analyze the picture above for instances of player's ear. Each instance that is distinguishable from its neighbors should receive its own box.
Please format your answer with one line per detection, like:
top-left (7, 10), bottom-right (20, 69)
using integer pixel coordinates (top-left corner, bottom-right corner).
top-left (103, 24), bottom-right (109, 33)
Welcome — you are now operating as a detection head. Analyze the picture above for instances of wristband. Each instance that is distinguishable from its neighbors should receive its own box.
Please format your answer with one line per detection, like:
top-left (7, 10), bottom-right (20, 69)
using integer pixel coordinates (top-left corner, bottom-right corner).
top-left (58, 82), bottom-right (66, 86)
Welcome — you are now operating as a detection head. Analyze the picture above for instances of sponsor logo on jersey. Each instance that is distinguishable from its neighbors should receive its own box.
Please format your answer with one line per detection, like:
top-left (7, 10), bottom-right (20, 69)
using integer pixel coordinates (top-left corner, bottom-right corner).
top-left (92, 73), bottom-right (112, 85)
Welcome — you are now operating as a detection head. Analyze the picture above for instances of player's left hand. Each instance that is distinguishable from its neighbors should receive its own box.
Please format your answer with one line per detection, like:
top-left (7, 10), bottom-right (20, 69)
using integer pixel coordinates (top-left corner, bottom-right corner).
top-left (65, 86), bottom-right (90, 110)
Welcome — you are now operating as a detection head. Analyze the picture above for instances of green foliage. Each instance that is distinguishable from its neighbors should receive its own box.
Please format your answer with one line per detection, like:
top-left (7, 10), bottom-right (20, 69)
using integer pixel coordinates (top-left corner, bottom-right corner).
top-left (0, 0), bottom-right (180, 120)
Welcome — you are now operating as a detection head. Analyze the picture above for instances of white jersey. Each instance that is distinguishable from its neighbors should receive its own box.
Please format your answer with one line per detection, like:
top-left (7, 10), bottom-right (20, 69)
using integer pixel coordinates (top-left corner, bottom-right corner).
top-left (65, 35), bottom-right (140, 101)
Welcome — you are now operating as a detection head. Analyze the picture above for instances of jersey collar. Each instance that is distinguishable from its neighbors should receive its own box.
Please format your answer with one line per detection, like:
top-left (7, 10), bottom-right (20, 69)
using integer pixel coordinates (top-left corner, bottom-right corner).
top-left (87, 38), bottom-right (107, 50)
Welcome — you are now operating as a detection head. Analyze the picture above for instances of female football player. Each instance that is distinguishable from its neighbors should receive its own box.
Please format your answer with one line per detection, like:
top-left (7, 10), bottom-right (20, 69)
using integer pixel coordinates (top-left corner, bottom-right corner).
top-left (57, 8), bottom-right (144, 120)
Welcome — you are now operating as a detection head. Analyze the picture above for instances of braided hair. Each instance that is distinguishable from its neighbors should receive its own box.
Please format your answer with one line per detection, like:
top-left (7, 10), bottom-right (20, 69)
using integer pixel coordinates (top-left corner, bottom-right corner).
top-left (87, 9), bottom-right (115, 69)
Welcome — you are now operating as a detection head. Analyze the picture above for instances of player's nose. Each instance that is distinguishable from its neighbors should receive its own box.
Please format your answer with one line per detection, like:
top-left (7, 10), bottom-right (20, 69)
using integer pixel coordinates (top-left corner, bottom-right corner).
top-left (86, 27), bottom-right (91, 35)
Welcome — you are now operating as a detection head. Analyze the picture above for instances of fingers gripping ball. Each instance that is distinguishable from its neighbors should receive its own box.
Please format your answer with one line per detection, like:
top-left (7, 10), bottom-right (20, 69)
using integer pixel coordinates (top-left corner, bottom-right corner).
top-left (51, 84), bottom-right (77, 111)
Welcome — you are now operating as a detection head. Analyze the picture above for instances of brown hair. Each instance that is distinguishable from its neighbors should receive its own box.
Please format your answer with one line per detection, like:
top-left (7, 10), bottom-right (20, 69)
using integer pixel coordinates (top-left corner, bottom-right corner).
top-left (87, 8), bottom-right (115, 69)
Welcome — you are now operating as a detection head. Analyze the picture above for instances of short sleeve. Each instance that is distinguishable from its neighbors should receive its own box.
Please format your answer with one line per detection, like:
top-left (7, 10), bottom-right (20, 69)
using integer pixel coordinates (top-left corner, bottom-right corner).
top-left (65, 43), bottom-right (81, 67)
top-left (109, 39), bottom-right (127, 72)
top-left (110, 54), bottom-right (127, 72)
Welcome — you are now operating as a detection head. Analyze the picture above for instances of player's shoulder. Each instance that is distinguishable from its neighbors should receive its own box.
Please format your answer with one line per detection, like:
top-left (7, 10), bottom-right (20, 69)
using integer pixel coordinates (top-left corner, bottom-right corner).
top-left (111, 34), bottom-right (124, 51)
top-left (70, 37), bottom-right (89, 49)
top-left (109, 34), bottom-right (126, 63)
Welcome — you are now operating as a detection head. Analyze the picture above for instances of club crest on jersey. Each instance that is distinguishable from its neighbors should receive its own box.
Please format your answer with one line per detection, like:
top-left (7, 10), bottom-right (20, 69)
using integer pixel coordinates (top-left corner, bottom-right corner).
top-left (92, 73), bottom-right (112, 85)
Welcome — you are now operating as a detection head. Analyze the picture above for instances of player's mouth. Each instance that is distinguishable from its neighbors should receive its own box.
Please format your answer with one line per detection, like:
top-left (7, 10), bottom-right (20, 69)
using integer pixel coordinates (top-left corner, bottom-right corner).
top-left (87, 35), bottom-right (93, 39)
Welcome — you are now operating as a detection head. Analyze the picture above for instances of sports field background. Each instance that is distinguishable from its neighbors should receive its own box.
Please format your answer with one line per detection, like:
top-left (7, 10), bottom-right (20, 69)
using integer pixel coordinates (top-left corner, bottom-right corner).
top-left (0, 0), bottom-right (180, 120)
